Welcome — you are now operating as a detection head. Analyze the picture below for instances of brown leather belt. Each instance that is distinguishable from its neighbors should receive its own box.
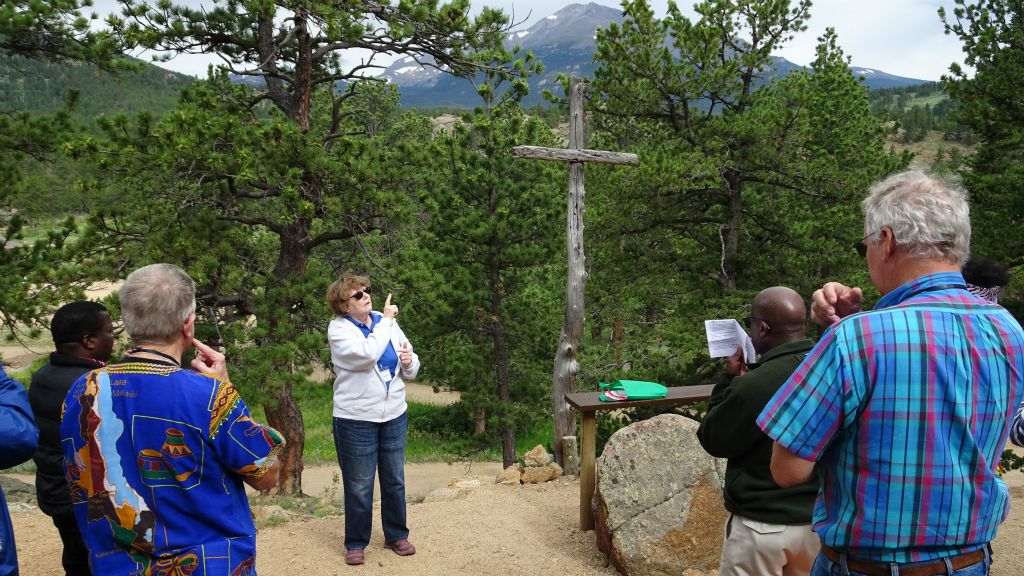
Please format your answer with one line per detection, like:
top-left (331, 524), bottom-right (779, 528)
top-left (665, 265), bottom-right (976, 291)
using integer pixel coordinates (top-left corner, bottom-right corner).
top-left (821, 544), bottom-right (986, 576)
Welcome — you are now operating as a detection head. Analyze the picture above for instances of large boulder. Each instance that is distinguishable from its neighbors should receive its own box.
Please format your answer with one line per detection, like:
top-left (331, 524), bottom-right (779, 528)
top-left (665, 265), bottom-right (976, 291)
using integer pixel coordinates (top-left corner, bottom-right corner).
top-left (594, 413), bottom-right (727, 575)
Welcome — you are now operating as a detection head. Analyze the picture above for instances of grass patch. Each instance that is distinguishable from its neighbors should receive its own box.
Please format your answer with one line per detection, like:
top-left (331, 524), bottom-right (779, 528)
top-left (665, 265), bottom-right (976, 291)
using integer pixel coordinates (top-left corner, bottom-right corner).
top-left (6, 355), bottom-right (549, 470)
top-left (405, 401), bottom-right (553, 463)
top-left (887, 129), bottom-right (973, 170)
top-left (1, 462), bottom-right (36, 474)
top-left (248, 382), bottom-right (549, 465)
top-left (14, 214), bottom-right (86, 245)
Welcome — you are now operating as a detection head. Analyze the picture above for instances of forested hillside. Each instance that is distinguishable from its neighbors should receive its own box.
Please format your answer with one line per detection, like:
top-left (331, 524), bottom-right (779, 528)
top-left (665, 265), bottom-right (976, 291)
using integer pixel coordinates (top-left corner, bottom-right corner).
top-left (0, 56), bottom-right (192, 121)
top-left (866, 82), bottom-right (973, 173)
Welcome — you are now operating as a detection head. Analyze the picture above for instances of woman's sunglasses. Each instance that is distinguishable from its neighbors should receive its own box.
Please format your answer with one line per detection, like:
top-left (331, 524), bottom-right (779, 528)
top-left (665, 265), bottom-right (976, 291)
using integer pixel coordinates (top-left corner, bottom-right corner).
top-left (348, 286), bottom-right (372, 300)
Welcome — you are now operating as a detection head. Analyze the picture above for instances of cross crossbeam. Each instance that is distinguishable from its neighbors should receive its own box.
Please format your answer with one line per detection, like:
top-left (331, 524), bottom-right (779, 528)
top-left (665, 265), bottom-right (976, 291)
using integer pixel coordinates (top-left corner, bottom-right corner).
top-left (512, 146), bottom-right (638, 165)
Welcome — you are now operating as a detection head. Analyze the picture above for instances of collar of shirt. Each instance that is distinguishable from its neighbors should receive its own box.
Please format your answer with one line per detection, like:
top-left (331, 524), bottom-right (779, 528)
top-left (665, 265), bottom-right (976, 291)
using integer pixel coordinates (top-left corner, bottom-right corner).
top-left (875, 271), bottom-right (967, 309)
top-left (756, 339), bottom-right (815, 365)
top-left (49, 352), bottom-right (106, 369)
top-left (345, 312), bottom-right (382, 335)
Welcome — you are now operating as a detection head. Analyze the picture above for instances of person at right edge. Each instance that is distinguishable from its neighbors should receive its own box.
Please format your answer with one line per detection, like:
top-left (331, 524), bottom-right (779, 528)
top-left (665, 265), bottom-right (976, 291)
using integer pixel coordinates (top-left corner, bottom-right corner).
top-left (758, 170), bottom-right (1024, 576)
top-left (698, 286), bottom-right (819, 576)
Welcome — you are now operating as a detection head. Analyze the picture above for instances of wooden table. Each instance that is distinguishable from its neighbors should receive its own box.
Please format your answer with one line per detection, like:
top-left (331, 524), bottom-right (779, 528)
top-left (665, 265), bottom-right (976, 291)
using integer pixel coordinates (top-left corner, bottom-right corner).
top-left (564, 384), bottom-right (714, 530)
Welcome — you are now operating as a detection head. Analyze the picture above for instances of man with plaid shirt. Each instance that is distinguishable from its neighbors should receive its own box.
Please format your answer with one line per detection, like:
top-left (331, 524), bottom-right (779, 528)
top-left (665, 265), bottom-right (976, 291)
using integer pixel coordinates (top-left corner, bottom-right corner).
top-left (757, 170), bottom-right (1024, 576)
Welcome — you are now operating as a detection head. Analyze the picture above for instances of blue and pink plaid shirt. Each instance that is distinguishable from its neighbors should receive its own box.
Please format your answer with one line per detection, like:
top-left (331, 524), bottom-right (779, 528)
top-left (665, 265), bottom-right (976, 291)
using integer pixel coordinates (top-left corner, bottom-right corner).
top-left (757, 272), bottom-right (1024, 563)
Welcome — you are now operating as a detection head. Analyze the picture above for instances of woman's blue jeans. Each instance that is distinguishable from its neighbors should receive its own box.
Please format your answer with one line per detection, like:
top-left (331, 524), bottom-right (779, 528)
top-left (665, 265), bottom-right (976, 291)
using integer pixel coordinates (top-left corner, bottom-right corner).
top-left (332, 412), bottom-right (409, 551)
top-left (809, 547), bottom-right (991, 576)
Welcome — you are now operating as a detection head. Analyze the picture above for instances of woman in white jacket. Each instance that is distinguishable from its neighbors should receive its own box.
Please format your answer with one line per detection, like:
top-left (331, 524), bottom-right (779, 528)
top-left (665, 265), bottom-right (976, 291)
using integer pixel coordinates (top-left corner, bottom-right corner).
top-left (326, 274), bottom-right (420, 567)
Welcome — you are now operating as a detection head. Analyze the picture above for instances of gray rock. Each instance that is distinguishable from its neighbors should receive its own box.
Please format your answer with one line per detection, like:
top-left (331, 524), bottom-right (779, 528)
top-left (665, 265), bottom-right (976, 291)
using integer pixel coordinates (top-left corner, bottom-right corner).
top-left (448, 477), bottom-right (482, 489)
top-left (594, 413), bottom-right (728, 575)
top-left (0, 475), bottom-right (36, 504)
top-left (423, 487), bottom-right (468, 502)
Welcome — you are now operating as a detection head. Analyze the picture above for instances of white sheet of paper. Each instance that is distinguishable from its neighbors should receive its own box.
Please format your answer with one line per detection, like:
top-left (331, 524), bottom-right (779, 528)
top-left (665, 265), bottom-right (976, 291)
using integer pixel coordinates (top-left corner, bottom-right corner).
top-left (704, 319), bottom-right (756, 363)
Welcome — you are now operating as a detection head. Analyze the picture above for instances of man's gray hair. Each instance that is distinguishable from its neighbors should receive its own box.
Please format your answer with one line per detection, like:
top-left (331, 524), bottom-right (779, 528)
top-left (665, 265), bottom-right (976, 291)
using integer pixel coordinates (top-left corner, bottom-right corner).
top-left (862, 170), bottom-right (971, 266)
top-left (119, 263), bottom-right (197, 345)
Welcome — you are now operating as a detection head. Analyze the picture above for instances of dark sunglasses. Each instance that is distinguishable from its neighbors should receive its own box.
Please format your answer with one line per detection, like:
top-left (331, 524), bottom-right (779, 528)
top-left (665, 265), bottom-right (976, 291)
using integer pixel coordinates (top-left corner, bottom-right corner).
top-left (743, 316), bottom-right (772, 332)
top-left (348, 286), bottom-right (372, 300)
top-left (854, 231), bottom-right (877, 258)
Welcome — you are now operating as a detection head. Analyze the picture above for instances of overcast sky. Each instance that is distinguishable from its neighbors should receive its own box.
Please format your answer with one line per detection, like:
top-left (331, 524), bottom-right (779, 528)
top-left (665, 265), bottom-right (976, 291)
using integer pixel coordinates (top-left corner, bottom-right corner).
top-left (107, 0), bottom-right (966, 81)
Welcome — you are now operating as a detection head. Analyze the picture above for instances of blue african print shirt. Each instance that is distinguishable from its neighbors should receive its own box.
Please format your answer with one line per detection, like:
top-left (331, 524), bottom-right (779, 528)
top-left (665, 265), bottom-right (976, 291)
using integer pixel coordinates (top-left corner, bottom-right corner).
top-left (757, 272), bottom-right (1024, 563)
top-left (60, 360), bottom-right (284, 575)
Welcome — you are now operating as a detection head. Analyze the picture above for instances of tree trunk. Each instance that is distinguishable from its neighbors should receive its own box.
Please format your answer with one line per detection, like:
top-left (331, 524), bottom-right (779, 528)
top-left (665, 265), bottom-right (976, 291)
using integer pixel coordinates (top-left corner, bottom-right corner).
top-left (720, 169), bottom-right (742, 292)
top-left (474, 406), bottom-right (486, 434)
top-left (491, 294), bottom-right (516, 467)
top-left (612, 318), bottom-right (624, 366)
top-left (263, 382), bottom-right (305, 495)
top-left (551, 76), bottom-right (587, 467)
top-left (262, 221), bottom-right (312, 495)
top-left (489, 229), bottom-right (516, 467)
top-left (500, 425), bottom-right (516, 469)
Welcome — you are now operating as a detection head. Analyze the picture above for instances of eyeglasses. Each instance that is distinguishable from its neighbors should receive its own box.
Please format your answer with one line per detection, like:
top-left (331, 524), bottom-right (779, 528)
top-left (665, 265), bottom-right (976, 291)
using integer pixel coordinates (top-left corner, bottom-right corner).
top-left (854, 231), bottom-right (877, 258)
top-left (743, 316), bottom-right (772, 332)
top-left (348, 286), bottom-right (372, 300)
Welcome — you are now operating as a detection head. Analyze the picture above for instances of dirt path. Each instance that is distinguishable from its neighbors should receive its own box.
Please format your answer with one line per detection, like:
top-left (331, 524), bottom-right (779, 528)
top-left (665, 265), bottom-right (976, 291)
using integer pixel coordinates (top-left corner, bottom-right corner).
top-left (10, 467), bottom-right (1024, 575)
top-left (9, 463), bottom-right (617, 576)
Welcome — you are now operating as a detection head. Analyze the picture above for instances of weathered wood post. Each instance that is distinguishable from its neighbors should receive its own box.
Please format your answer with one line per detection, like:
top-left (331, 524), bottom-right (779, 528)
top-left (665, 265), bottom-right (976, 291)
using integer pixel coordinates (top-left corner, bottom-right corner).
top-left (512, 75), bottom-right (638, 470)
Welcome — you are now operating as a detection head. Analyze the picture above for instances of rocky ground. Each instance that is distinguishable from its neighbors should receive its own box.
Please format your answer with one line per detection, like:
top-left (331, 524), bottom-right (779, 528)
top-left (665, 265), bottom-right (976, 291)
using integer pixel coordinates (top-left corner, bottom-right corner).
top-left (8, 463), bottom-right (620, 576)
top-left (8, 465), bottom-right (1024, 576)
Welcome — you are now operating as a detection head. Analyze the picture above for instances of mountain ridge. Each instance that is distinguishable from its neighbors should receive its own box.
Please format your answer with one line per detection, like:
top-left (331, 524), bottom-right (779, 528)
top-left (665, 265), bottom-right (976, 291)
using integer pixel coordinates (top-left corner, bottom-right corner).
top-left (383, 2), bottom-right (928, 108)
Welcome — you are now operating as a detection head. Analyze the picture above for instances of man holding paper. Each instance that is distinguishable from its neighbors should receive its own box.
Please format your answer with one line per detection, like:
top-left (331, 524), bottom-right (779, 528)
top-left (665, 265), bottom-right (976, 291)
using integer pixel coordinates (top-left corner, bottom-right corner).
top-left (697, 286), bottom-right (819, 576)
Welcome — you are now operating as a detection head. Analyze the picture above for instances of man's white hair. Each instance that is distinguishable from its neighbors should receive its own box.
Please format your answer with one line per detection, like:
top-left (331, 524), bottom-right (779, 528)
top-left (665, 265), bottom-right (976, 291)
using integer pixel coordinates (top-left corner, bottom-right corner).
top-left (862, 170), bottom-right (971, 266)
top-left (119, 263), bottom-right (197, 345)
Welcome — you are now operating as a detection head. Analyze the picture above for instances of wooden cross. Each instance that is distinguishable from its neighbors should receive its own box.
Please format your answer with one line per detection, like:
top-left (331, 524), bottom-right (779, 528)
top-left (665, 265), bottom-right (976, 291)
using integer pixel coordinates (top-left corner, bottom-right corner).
top-left (512, 75), bottom-right (639, 498)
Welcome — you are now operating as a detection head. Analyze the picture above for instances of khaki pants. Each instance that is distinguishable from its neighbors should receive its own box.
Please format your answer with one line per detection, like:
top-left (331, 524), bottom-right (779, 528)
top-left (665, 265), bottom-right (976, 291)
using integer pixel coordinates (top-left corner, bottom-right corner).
top-left (719, 513), bottom-right (820, 576)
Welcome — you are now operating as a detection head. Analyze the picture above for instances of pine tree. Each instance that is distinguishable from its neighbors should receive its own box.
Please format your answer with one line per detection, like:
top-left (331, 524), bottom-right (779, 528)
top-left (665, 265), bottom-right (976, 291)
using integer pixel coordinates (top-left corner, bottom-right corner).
top-left (399, 50), bottom-right (563, 467)
top-left (0, 0), bottom-right (129, 334)
top-left (582, 1), bottom-right (907, 384)
top-left (73, 0), bottom-right (526, 492)
top-left (941, 0), bottom-right (1024, 269)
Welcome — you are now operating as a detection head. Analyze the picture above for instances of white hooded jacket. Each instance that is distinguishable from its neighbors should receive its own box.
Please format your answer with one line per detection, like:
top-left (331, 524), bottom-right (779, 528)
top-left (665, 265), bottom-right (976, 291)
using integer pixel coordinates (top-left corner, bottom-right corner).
top-left (327, 312), bottom-right (420, 422)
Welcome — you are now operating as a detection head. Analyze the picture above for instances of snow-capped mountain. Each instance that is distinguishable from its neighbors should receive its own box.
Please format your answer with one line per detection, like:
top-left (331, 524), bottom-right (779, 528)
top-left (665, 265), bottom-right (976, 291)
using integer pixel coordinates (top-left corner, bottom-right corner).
top-left (377, 2), bottom-right (926, 107)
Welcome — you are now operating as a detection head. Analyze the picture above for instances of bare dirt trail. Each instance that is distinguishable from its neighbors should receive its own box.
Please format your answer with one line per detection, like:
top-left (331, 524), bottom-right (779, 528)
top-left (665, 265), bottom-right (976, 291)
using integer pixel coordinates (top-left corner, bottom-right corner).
top-left (9, 464), bottom-right (618, 576)
top-left (10, 466), bottom-right (1024, 575)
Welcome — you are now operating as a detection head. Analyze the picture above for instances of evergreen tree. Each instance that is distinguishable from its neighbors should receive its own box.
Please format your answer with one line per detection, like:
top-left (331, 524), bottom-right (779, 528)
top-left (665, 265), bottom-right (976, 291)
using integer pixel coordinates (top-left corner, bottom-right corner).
top-left (74, 0), bottom-right (525, 492)
top-left (941, 0), bottom-right (1024, 268)
top-left (0, 0), bottom-right (129, 334)
top-left (400, 50), bottom-right (563, 467)
top-left (582, 0), bottom-right (906, 385)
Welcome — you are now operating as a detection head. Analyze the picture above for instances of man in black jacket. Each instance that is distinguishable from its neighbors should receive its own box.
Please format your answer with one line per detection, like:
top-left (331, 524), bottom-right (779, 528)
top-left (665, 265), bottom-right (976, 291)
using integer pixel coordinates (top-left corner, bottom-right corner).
top-left (697, 286), bottom-right (819, 576)
top-left (29, 301), bottom-right (114, 576)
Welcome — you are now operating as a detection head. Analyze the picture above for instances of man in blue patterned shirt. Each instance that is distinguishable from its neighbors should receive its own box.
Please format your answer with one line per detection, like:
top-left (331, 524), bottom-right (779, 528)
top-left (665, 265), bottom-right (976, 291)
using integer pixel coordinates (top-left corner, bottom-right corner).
top-left (62, 263), bottom-right (284, 575)
top-left (757, 171), bottom-right (1024, 575)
